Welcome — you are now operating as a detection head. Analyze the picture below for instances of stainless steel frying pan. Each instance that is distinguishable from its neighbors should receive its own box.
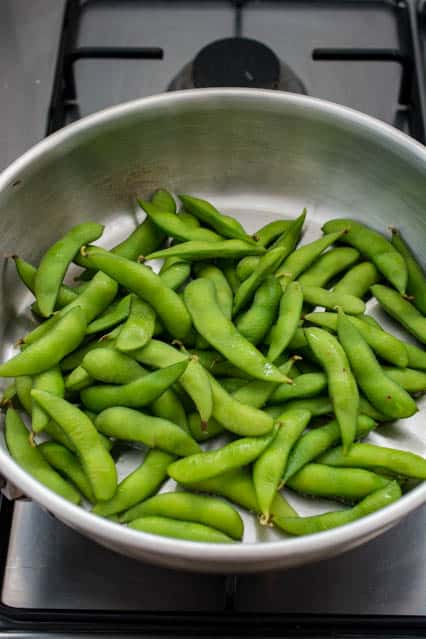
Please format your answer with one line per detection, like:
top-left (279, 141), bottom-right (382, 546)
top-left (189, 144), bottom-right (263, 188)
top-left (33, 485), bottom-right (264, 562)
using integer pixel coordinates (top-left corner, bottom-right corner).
top-left (0, 89), bottom-right (425, 573)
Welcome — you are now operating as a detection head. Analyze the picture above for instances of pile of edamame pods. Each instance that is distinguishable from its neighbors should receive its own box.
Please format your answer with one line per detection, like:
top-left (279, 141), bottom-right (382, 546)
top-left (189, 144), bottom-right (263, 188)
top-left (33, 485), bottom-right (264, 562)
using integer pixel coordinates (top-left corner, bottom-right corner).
top-left (2, 188), bottom-right (426, 543)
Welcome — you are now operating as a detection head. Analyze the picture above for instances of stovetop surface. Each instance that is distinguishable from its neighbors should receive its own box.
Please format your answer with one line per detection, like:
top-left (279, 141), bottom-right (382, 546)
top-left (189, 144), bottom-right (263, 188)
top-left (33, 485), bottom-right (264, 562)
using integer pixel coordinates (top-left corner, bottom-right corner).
top-left (1, 0), bottom-right (426, 633)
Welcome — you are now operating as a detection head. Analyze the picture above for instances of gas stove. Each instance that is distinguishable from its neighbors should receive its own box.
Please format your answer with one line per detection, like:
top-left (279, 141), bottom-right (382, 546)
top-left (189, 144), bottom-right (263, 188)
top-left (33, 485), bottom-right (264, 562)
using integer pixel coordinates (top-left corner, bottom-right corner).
top-left (1, 1), bottom-right (426, 636)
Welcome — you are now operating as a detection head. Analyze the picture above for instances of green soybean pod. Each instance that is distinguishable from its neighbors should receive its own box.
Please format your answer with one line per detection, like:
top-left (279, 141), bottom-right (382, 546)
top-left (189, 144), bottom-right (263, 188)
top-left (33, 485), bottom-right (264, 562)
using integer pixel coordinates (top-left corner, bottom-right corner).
top-left (82, 246), bottom-right (191, 340)
top-left (404, 342), bottom-right (426, 371)
top-left (95, 406), bottom-right (200, 456)
top-left (336, 309), bottom-right (418, 419)
top-left (265, 396), bottom-right (334, 420)
top-left (5, 408), bottom-right (80, 503)
top-left (222, 260), bottom-right (240, 293)
top-left (146, 239), bottom-right (264, 262)
top-left (15, 375), bottom-right (33, 414)
top-left (207, 375), bottom-right (274, 436)
top-left (391, 228), bottom-right (426, 315)
top-left (0, 307), bottom-right (87, 377)
top-left (371, 284), bottom-right (426, 345)
top-left (283, 414), bottom-right (377, 482)
top-left (93, 449), bottom-right (175, 518)
top-left (267, 281), bottom-right (303, 362)
top-left (235, 275), bottom-right (282, 345)
top-left (139, 200), bottom-right (222, 243)
top-left (287, 463), bottom-right (391, 503)
top-left (168, 431), bottom-right (275, 484)
top-left (184, 279), bottom-right (288, 383)
top-left (0, 382), bottom-right (16, 407)
top-left (128, 516), bottom-right (234, 543)
top-left (195, 264), bottom-right (233, 319)
top-left (255, 219), bottom-right (293, 246)
top-left (86, 294), bottom-right (132, 335)
top-left (32, 366), bottom-right (65, 433)
top-left (237, 210), bottom-right (307, 281)
top-left (35, 221), bottom-right (104, 317)
top-left (80, 360), bottom-right (188, 412)
top-left (232, 247), bottom-right (286, 315)
top-left (116, 297), bottom-right (156, 352)
top-left (188, 413), bottom-right (225, 442)
top-left (322, 218), bottom-right (407, 294)
top-left (122, 492), bottom-right (243, 540)
top-left (254, 409), bottom-right (311, 521)
top-left (268, 373), bottom-right (327, 404)
top-left (30, 390), bottom-right (117, 501)
top-left (151, 388), bottom-right (189, 434)
top-left (275, 230), bottom-right (345, 282)
top-left (159, 260), bottom-right (191, 290)
top-left (333, 262), bottom-right (381, 298)
top-left (304, 311), bottom-right (409, 368)
top-left (305, 328), bottom-right (359, 453)
top-left (57, 271), bottom-right (118, 324)
top-left (274, 481), bottom-right (401, 536)
top-left (186, 468), bottom-right (297, 519)
top-left (38, 441), bottom-right (95, 502)
top-left (383, 366), bottom-right (426, 393)
top-left (132, 340), bottom-right (213, 424)
top-left (82, 347), bottom-right (145, 383)
top-left (14, 256), bottom-right (79, 308)
top-left (179, 194), bottom-right (251, 243)
top-left (300, 285), bottom-right (366, 314)
top-left (64, 366), bottom-right (93, 392)
top-left (60, 338), bottom-right (106, 372)
top-left (318, 442), bottom-right (426, 479)
top-left (298, 247), bottom-right (360, 288)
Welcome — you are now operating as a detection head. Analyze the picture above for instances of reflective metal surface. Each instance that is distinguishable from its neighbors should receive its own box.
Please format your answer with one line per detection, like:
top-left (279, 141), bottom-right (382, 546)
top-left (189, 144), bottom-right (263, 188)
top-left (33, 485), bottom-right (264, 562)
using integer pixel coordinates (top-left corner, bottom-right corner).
top-left (0, 89), bottom-right (425, 572)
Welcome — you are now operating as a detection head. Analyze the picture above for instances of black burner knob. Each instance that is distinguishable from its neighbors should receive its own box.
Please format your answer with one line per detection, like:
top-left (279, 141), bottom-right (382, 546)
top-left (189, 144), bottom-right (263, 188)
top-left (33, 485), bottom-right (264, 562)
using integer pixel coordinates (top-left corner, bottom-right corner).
top-left (192, 37), bottom-right (281, 90)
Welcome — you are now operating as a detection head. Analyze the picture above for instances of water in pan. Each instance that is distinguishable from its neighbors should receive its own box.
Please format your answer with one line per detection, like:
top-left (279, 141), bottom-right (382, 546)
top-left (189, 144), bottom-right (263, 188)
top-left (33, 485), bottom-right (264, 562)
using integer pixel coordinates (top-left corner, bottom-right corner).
top-left (1, 195), bottom-right (424, 544)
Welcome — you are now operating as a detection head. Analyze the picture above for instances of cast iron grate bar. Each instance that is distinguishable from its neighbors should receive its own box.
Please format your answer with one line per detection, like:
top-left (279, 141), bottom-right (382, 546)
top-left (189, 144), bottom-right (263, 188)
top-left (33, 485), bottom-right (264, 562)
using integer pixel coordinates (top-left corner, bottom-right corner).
top-left (312, 48), bottom-right (413, 104)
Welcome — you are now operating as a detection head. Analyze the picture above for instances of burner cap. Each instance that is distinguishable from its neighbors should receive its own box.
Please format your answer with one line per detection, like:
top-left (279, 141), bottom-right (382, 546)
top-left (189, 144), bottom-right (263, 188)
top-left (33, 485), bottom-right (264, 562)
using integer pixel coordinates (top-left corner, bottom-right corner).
top-left (192, 37), bottom-right (280, 90)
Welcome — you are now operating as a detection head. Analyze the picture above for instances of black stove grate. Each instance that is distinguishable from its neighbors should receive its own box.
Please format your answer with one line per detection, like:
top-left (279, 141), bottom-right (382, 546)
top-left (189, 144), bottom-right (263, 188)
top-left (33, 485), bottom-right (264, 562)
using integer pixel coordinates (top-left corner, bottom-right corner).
top-left (1, 0), bottom-right (426, 634)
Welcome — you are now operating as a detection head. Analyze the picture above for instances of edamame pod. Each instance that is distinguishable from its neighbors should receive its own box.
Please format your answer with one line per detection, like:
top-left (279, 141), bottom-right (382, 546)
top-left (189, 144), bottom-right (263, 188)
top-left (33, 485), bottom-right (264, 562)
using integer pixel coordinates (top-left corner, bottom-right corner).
top-left (186, 468), bottom-right (297, 519)
top-left (122, 492), bottom-right (243, 540)
top-left (184, 279), bottom-right (288, 383)
top-left (31, 390), bottom-right (117, 501)
top-left (32, 366), bottom-right (65, 433)
top-left (14, 256), bottom-right (79, 308)
top-left (371, 284), bottom-right (426, 344)
top-left (337, 309), bottom-right (417, 419)
top-left (39, 441), bottom-right (95, 502)
top-left (128, 516), bottom-right (234, 543)
top-left (86, 294), bottom-right (132, 335)
top-left (168, 431), bottom-right (274, 483)
top-left (301, 285), bottom-right (365, 314)
top-left (179, 194), bottom-right (251, 243)
top-left (275, 481), bottom-right (401, 535)
top-left (93, 449), bottom-right (175, 517)
top-left (266, 396), bottom-right (333, 420)
top-left (5, 408), bottom-right (80, 503)
top-left (391, 228), bottom-right (426, 315)
top-left (133, 340), bottom-right (213, 424)
top-left (255, 219), bottom-right (292, 247)
top-left (233, 247), bottom-right (286, 315)
top-left (287, 463), bottom-right (391, 503)
top-left (35, 221), bottom-right (104, 317)
top-left (384, 367), bottom-right (426, 393)
top-left (65, 366), bottom-right (93, 392)
top-left (139, 200), bottom-right (222, 243)
top-left (159, 260), bottom-right (191, 290)
top-left (333, 262), bottom-right (380, 298)
top-left (282, 415), bottom-right (376, 482)
top-left (304, 311), bottom-right (409, 367)
top-left (318, 442), bottom-right (426, 479)
top-left (254, 409), bottom-right (311, 520)
top-left (269, 372), bottom-right (327, 404)
top-left (235, 276), bottom-right (282, 345)
top-left (305, 328), bottom-right (359, 453)
top-left (116, 297), bottom-right (156, 352)
top-left (80, 360), bottom-right (188, 412)
top-left (95, 407), bottom-right (200, 456)
top-left (82, 347), bottom-right (146, 384)
top-left (322, 219), bottom-right (407, 293)
top-left (275, 230), bottom-right (345, 282)
top-left (146, 239), bottom-right (265, 262)
top-left (298, 247), bottom-right (360, 288)
top-left (237, 210), bottom-right (306, 280)
top-left (82, 246), bottom-right (192, 339)
top-left (0, 307), bottom-right (87, 377)
top-left (267, 281), bottom-right (303, 362)
top-left (195, 264), bottom-right (233, 319)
